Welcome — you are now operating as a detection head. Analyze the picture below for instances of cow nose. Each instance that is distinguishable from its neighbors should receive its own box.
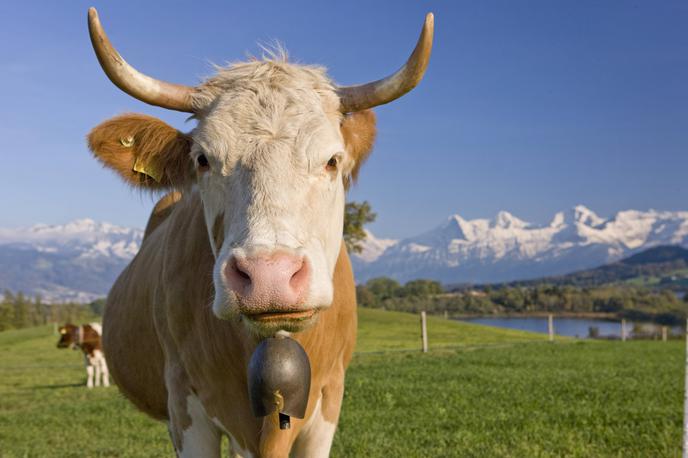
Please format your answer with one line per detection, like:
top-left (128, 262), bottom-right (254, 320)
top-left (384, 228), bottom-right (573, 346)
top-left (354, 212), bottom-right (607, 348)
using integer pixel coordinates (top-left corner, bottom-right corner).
top-left (225, 252), bottom-right (310, 309)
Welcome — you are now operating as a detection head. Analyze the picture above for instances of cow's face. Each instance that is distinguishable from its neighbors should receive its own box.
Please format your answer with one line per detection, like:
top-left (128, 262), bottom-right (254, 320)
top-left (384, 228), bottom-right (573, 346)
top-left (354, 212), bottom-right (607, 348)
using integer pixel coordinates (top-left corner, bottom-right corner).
top-left (88, 63), bottom-right (376, 337)
top-left (56, 324), bottom-right (78, 349)
top-left (86, 8), bottom-right (431, 337)
top-left (192, 66), bottom-right (376, 335)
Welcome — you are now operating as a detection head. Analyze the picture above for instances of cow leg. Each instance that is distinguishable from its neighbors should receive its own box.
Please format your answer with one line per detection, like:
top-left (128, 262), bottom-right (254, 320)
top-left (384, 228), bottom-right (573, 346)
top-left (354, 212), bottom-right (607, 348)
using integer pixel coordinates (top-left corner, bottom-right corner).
top-left (227, 435), bottom-right (253, 458)
top-left (166, 366), bottom-right (221, 457)
top-left (291, 382), bottom-right (344, 458)
top-left (94, 359), bottom-right (102, 387)
top-left (169, 394), bottom-right (222, 458)
top-left (86, 364), bottom-right (95, 388)
top-left (101, 358), bottom-right (111, 387)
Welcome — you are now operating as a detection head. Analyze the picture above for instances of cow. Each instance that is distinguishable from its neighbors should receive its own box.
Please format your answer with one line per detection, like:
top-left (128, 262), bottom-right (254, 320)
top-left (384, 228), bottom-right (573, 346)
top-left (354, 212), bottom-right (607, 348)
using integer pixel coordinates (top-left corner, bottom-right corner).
top-left (85, 7), bottom-right (433, 457)
top-left (56, 323), bottom-right (110, 388)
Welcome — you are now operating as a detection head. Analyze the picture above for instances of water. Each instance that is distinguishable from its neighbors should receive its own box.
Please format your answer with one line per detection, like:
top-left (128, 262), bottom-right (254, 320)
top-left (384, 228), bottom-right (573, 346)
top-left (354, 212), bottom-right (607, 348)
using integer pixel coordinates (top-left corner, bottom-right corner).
top-left (461, 316), bottom-right (667, 339)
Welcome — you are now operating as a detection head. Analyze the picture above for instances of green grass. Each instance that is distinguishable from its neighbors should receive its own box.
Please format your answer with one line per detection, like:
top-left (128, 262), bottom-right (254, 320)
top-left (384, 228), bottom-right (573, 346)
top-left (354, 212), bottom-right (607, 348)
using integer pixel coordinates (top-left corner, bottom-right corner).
top-left (624, 268), bottom-right (688, 287)
top-left (0, 325), bottom-right (175, 457)
top-left (334, 342), bottom-right (682, 457)
top-left (356, 307), bottom-right (546, 353)
top-left (0, 310), bottom-right (683, 457)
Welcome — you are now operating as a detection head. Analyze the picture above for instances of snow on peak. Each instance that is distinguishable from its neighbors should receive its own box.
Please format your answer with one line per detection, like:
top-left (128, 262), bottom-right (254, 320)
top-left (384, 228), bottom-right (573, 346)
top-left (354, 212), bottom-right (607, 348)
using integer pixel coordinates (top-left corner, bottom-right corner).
top-left (445, 215), bottom-right (472, 240)
top-left (493, 211), bottom-right (528, 229)
top-left (569, 205), bottom-right (604, 227)
top-left (353, 230), bottom-right (398, 263)
top-left (0, 219), bottom-right (144, 259)
top-left (550, 212), bottom-right (566, 228)
top-left (351, 206), bottom-right (688, 284)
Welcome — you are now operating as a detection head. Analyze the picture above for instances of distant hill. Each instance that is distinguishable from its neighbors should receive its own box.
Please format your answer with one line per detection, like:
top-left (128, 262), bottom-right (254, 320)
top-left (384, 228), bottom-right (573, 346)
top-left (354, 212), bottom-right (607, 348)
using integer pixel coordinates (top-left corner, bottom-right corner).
top-left (500, 245), bottom-right (688, 289)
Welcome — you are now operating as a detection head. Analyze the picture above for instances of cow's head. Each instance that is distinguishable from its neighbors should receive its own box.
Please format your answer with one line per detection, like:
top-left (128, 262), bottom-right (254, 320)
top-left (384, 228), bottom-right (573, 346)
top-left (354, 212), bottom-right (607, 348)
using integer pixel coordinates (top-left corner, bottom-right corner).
top-left (56, 324), bottom-right (79, 349)
top-left (86, 8), bottom-right (433, 337)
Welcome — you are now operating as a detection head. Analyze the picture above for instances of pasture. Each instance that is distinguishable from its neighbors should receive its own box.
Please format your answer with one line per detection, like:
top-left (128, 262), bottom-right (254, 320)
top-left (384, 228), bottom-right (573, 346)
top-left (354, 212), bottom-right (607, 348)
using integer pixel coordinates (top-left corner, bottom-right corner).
top-left (0, 308), bottom-right (682, 457)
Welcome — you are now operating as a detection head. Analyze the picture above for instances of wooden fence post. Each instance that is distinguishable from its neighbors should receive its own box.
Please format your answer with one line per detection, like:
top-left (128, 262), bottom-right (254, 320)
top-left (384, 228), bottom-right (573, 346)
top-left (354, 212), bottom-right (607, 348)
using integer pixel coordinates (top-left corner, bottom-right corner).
top-left (682, 319), bottom-right (688, 457)
top-left (53, 322), bottom-right (58, 336)
top-left (621, 319), bottom-right (627, 342)
top-left (662, 326), bottom-right (668, 342)
top-left (420, 311), bottom-right (428, 353)
top-left (548, 314), bottom-right (554, 342)
top-left (444, 310), bottom-right (448, 320)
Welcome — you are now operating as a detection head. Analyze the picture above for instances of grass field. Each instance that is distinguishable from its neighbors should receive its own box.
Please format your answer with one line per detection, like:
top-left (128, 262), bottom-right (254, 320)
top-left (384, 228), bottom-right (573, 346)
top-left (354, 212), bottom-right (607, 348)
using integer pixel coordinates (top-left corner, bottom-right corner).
top-left (0, 308), bottom-right (683, 457)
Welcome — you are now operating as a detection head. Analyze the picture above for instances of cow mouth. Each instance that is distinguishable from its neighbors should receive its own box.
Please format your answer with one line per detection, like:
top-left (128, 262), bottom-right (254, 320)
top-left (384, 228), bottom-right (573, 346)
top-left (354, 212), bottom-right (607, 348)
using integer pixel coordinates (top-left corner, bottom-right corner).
top-left (244, 309), bottom-right (317, 323)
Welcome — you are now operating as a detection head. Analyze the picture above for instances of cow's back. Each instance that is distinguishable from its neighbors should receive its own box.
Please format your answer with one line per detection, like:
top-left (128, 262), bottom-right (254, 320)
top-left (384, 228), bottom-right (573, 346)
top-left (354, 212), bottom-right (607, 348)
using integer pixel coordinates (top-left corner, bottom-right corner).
top-left (102, 194), bottom-right (181, 420)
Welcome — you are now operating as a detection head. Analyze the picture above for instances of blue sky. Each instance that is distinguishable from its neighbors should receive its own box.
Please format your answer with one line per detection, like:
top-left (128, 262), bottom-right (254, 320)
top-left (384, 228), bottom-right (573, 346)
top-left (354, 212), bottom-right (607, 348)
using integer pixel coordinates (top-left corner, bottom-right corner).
top-left (0, 1), bottom-right (686, 239)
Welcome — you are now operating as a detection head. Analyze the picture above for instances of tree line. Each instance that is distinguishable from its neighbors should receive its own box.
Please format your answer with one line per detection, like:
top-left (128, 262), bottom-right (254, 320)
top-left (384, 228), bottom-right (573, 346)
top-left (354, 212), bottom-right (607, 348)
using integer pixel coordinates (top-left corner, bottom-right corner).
top-left (0, 290), bottom-right (103, 332)
top-left (356, 277), bottom-right (688, 325)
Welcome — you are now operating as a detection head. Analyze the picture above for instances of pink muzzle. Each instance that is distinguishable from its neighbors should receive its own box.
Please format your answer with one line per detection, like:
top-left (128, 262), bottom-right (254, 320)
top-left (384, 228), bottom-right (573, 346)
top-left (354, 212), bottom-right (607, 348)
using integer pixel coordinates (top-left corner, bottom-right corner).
top-left (225, 251), bottom-right (310, 312)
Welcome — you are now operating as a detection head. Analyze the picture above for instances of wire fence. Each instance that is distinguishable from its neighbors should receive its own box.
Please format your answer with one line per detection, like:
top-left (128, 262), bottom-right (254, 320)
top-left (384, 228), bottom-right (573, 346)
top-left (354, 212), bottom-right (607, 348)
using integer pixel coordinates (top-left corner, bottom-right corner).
top-left (1, 313), bottom-right (681, 372)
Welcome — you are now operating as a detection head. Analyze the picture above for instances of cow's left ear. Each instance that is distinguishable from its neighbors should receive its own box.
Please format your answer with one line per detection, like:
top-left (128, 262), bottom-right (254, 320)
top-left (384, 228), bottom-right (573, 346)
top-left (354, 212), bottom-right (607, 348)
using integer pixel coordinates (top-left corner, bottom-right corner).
top-left (340, 110), bottom-right (376, 187)
top-left (87, 113), bottom-right (193, 189)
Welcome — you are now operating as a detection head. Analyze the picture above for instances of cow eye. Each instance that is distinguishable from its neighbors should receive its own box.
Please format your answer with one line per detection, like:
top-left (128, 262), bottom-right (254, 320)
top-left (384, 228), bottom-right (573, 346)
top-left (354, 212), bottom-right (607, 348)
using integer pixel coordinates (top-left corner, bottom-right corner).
top-left (326, 156), bottom-right (338, 172)
top-left (197, 154), bottom-right (209, 171)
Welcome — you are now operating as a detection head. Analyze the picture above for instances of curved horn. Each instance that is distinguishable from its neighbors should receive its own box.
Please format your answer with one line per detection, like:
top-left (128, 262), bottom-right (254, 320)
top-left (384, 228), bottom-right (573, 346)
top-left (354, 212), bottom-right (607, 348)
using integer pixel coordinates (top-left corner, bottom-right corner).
top-left (337, 13), bottom-right (434, 113)
top-left (87, 7), bottom-right (195, 112)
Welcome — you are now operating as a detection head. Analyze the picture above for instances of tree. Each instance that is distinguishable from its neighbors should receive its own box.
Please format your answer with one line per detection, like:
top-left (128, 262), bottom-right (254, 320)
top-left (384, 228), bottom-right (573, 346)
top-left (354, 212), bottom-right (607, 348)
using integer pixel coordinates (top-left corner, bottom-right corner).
top-left (400, 279), bottom-right (443, 297)
top-left (343, 201), bottom-right (376, 253)
top-left (90, 298), bottom-right (107, 316)
top-left (355, 285), bottom-right (378, 308)
top-left (366, 277), bottom-right (401, 300)
top-left (0, 298), bottom-right (14, 331)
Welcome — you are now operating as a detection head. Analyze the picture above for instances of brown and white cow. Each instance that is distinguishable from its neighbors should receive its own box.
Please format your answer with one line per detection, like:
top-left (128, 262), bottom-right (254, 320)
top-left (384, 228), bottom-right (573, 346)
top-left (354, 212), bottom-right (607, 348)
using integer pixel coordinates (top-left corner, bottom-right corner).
top-left (56, 323), bottom-right (110, 388)
top-left (85, 7), bottom-right (433, 457)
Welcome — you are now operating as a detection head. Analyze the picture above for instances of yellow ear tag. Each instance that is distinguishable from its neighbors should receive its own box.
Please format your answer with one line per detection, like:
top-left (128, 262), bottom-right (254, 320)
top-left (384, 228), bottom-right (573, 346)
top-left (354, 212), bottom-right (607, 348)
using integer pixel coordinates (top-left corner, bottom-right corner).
top-left (133, 156), bottom-right (163, 183)
top-left (120, 136), bottom-right (135, 147)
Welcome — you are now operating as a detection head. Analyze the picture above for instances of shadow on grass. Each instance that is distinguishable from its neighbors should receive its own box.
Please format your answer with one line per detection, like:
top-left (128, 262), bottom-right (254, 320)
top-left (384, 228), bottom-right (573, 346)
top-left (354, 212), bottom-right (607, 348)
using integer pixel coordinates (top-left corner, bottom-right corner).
top-left (29, 382), bottom-right (85, 390)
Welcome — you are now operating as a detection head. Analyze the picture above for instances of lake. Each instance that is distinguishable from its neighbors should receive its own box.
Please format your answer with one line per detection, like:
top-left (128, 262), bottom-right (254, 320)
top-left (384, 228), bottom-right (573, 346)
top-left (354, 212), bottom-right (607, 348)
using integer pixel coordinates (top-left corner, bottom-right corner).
top-left (461, 316), bottom-right (670, 339)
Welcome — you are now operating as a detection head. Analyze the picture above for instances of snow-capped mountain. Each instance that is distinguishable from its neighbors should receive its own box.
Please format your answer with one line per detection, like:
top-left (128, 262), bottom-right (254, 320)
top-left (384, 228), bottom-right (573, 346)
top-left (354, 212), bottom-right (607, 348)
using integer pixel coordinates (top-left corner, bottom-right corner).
top-left (0, 219), bottom-right (143, 303)
top-left (354, 230), bottom-right (398, 263)
top-left (2, 206), bottom-right (687, 302)
top-left (352, 206), bottom-right (688, 284)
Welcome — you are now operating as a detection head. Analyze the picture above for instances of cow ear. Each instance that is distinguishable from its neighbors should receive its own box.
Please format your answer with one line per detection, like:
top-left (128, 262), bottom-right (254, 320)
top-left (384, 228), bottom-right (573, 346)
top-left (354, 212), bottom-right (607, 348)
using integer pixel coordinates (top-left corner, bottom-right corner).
top-left (340, 110), bottom-right (376, 187)
top-left (87, 113), bottom-right (193, 189)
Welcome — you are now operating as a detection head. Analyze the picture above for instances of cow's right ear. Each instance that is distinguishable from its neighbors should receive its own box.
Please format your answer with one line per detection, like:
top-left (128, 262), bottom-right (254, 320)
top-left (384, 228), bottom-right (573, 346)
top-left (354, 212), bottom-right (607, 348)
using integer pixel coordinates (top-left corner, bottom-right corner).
top-left (87, 113), bottom-right (193, 189)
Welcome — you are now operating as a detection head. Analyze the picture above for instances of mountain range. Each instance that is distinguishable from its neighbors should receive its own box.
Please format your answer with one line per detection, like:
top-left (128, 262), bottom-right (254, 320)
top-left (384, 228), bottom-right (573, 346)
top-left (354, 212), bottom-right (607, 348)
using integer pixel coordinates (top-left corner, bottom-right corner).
top-left (1, 205), bottom-right (687, 302)
top-left (0, 219), bottom-right (142, 303)
top-left (352, 205), bottom-right (688, 284)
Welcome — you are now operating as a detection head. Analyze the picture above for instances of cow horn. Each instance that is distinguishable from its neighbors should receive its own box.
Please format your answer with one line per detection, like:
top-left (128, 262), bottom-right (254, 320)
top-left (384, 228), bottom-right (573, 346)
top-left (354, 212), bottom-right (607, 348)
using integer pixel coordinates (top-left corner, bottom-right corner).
top-left (87, 7), bottom-right (196, 112)
top-left (337, 13), bottom-right (434, 113)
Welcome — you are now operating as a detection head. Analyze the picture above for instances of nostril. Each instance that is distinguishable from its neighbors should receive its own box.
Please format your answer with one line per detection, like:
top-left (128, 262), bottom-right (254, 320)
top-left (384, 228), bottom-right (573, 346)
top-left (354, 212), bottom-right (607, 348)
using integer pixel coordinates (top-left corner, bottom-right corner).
top-left (235, 263), bottom-right (251, 281)
top-left (226, 257), bottom-right (252, 291)
top-left (289, 258), bottom-right (309, 291)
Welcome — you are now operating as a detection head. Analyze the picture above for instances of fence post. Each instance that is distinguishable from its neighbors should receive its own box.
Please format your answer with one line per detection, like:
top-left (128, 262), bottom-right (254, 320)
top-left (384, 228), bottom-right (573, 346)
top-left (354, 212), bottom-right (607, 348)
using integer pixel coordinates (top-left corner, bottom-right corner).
top-left (621, 319), bottom-right (627, 342)
top-left (53, 322), bottom-right (58, 336)
top-left (444, 310), bottom-right (448, 320)
top-left (548, 314), bottom-right (554, 342)
top-left (682, 319), bottom-right (688, 457)
top-left (662, 326), bottom-right (668, 342)
top-left (420, 311), bottom-right (428, 353)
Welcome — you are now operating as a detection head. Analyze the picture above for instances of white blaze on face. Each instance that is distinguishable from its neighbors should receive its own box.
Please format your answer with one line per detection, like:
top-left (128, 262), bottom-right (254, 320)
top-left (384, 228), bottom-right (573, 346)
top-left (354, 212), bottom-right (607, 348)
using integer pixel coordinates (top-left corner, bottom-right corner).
top-left (189, 64), bottom-right (347, 326)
